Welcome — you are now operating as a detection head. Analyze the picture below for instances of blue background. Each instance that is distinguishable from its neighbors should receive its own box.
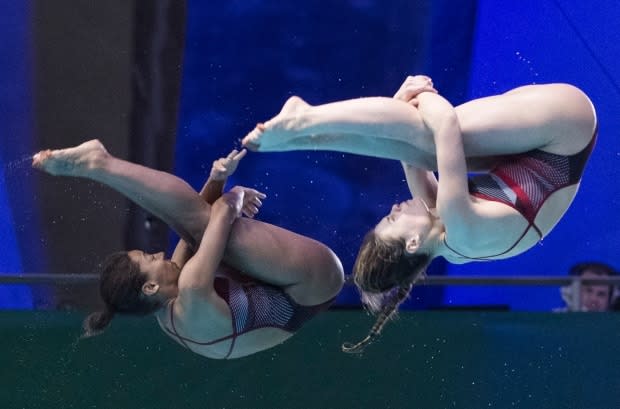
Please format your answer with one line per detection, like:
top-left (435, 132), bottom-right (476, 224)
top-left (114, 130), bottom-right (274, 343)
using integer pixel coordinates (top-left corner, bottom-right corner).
top-left (1, 0), bottom-right (619, 310)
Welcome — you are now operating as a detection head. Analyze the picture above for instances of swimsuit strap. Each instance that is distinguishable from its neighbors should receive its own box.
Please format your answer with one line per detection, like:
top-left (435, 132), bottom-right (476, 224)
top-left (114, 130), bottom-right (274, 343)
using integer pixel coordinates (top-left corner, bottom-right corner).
top-left (443, 222), bottom-right (542, 260)
top-left (162, 298), bottom-right (238, 358)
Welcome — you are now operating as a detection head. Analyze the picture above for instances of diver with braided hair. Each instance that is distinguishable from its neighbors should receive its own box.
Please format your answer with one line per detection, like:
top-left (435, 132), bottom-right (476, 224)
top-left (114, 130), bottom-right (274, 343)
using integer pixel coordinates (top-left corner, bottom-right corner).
top-left (341, 282), bottom-right (414, 353)
top-left (242, 75), bottom-right (597, 353)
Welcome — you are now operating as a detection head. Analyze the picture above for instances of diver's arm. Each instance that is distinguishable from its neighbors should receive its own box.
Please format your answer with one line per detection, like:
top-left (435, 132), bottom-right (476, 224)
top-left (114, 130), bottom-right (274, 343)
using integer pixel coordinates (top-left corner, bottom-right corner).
top-left (171, 148), bottom-right (249, 264)
top-left (170, 239), bottom-right (194, 269)
top-left (199, 178), bottom-right (226, 205)
top-left (416, 92), bottom-right (474, 229)
top-left (200, 149), bottom-right (247, 204)
top-left (400, 162), bottom-right (438, 208)
top-left (177, 189), bottom-right (243, 301)
top-left (396, 75), bottom-right (439, 207)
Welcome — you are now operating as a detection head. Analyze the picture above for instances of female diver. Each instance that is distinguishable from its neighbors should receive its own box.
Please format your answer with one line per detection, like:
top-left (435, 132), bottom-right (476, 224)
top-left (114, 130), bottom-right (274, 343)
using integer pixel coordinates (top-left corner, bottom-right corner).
top-left (242, 75), bottom-right (597, 352)
top-left (33, 142), bottom-right (343, 359)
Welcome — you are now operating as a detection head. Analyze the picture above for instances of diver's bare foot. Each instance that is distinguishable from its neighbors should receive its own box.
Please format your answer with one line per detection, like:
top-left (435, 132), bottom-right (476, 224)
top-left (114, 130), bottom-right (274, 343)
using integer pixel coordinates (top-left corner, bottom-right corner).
top-left (242, 96), bottom-right (310, 151)
top-left (32, 139), bottom-right (109, 177)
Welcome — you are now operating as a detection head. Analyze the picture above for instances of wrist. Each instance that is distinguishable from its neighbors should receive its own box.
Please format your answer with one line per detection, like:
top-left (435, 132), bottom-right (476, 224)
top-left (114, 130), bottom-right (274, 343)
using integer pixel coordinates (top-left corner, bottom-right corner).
top-left (208, 174), bottom-right (227, 182)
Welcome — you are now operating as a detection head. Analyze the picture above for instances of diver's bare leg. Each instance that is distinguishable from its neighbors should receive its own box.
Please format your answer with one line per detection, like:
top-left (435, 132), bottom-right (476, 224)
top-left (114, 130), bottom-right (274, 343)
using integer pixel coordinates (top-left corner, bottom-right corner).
top-left (242, 96), bottom-right (436, 167)
top-left (33, 140), bottom-right (343, 303)
top-left (243, 84), bottom-right (595, 162)
top-left (33, 140), bottom-right (209, 246)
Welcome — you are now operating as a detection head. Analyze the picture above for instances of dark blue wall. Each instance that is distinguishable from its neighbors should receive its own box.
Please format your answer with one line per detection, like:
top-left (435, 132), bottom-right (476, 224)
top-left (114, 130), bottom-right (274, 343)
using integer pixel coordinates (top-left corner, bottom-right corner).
top-left (175, 0), bottom-right (620, 310)
top-left (0, 2), bottom-right (34, 308)
top-left (444, 0), bottom-right (620, 310)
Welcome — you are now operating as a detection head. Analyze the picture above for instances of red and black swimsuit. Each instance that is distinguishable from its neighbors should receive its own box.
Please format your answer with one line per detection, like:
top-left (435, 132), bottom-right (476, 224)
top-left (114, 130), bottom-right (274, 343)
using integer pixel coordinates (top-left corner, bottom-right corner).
top-left (163, 276), bottom-right (334, 359)
top-left (444, 130), bottom-right (597, 260)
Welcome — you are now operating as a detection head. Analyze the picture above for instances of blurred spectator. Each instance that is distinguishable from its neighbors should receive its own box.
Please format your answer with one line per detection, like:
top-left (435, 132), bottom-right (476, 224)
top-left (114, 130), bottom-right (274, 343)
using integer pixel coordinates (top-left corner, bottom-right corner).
top-left (557, 262), bottom-right (617, 312)
top-left (611, 287), bottom-right (620, 311)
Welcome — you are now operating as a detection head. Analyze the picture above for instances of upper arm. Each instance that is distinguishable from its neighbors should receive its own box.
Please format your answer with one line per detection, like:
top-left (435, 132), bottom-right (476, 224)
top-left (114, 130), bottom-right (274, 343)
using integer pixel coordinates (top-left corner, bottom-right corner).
top-left (416, 92), bottom-right (475, 230)
top-left (170, 239), bottom-right (194, 269)
top-left (401, 162), bottom-right (438, 208)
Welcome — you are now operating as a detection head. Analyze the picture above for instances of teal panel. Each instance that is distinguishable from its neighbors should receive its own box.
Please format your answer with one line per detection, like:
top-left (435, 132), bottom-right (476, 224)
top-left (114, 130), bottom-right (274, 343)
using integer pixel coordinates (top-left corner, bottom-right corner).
top-left (1, 311), bottom-right (618, 409)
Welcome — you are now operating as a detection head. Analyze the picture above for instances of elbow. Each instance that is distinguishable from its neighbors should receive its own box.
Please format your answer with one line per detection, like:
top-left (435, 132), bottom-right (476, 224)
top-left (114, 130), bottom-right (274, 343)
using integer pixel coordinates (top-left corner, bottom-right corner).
top-left (214, 192), bottom-right (242, 222)
top-left (433, 110), bottom-right (461, 141)
top-left (316, 245), bottom-right (345, 298)
top-left (439, 110), bottom-right (459, 130)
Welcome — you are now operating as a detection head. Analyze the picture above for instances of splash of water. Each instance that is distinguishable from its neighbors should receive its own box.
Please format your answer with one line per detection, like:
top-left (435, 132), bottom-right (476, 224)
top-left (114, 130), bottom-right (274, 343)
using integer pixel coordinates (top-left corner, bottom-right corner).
top-left (3, 154), bottom-right (35, 175)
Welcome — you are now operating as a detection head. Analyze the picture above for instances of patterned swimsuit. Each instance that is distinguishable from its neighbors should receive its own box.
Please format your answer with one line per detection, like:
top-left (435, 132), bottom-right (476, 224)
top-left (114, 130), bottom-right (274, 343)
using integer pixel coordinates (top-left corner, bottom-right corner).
top-left (444, 130), bottom-right (596, 260)
top-left (163, 275), bottom-right (334, 358)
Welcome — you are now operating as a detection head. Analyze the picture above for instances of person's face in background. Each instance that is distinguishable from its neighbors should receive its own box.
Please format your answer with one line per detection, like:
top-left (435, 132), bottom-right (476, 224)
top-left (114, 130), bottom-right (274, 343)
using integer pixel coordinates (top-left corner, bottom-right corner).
top-left (580, 270), bottom-right (612, 312)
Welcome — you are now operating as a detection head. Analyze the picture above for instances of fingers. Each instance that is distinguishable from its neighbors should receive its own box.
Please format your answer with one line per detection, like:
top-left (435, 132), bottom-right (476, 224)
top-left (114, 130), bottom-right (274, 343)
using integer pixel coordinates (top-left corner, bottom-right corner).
top-left (233, 148), bottom-right (247, 161)
top-left (242, 204), bottom-right (260, 218)
top-left (394, 79), bottom-right (438, 103)
top-left (241, 196), bottom-right (265, 218)
top-left (235, 187), bottom-right (266, 218)
top-left (405, 74), bottom-right (433, 85)
top-left (211, 147), bottom-right (248, 179)
top-left (226, 148), bottom-right (247, 162)
top-left (212, 160), bottom-right (226, 172)
top-left (245, 188), bottom-right (267, 200)
top-left (395, 85), bottom-right (437, 102)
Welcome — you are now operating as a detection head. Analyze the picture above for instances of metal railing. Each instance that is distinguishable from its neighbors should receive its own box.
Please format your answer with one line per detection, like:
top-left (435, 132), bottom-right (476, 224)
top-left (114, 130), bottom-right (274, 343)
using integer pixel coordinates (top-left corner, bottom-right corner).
top-left (3, 273), bottom-right (620, 286)
top-left (2, 273), bottom-right (620, 311)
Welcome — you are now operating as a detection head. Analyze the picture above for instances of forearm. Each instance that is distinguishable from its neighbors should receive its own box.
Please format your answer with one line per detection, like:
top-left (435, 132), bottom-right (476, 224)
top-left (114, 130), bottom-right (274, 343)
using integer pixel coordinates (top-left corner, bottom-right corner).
top-left (417, 93), bottom-right (469, 214)
top-left (199, 177), bottom-right (225, 205)
top-left (433, 115), bottom-right (469, 200)
top-left (170, 177), bottom-right (222, 264)
top-left (178, 201), bottom-right (238, 291)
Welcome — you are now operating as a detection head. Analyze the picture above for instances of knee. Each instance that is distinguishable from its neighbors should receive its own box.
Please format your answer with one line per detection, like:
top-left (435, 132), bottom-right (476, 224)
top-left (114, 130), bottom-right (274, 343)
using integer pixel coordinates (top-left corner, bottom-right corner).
top-left (315, 246), bottom-right (345, 298)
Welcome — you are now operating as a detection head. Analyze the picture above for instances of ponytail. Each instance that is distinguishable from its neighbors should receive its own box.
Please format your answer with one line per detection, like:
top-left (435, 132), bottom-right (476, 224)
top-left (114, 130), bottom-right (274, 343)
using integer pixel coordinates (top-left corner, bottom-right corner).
top-left (81, 306), bottom-right (115, 338)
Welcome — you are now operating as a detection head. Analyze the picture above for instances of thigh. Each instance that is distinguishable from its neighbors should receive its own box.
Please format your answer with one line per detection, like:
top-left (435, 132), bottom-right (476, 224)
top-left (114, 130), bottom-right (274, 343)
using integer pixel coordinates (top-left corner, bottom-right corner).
top-left (455, 83), bottom-right (596, 157)
top-left (223, 218), bottom-right (344, 305)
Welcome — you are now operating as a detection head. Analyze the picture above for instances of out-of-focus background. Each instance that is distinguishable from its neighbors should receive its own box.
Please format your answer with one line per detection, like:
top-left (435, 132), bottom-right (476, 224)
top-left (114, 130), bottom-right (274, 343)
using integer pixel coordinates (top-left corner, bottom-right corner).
top-left (1, 0), bottom-right (619, 311)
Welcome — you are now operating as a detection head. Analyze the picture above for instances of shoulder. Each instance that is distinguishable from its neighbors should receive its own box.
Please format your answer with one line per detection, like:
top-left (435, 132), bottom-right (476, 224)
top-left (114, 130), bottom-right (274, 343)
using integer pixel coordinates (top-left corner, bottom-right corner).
top-left (156, 295), bottom-right (231, 346)
top-left (175, 284), bottom-right (232, 323)
top-left (445, 200), bottom-right (524, 243)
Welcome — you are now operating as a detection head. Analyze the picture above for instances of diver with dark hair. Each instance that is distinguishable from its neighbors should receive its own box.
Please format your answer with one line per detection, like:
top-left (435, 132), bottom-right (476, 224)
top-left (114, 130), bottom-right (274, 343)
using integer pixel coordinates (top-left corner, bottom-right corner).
top-left (33, 142), bottom-right (343, 359)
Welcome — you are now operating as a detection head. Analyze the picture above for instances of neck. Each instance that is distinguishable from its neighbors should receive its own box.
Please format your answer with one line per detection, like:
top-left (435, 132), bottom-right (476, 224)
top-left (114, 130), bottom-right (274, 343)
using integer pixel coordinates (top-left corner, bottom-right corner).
top-left (421, 214), bottom-right (445, 256)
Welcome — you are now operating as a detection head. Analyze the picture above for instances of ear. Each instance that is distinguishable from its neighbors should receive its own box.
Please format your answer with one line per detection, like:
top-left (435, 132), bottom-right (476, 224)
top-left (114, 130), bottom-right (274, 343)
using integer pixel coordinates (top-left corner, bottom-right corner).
top-left (142, 281), bottom-right (160, 296)
top-left (404, 234), bottom-right (421, 255)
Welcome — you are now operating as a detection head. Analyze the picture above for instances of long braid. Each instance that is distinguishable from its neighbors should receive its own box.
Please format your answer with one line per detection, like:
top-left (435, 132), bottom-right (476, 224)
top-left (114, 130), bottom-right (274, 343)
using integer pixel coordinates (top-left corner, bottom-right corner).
top-left (342, 282), bottom-right (414, 353)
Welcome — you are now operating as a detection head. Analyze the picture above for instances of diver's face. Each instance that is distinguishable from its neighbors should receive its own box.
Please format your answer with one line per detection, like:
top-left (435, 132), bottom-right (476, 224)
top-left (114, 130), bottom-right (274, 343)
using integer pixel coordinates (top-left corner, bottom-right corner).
top-left (128, 250), bottom-right (180, 288)
top-left (374, 198), bottom-right (432, 243)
